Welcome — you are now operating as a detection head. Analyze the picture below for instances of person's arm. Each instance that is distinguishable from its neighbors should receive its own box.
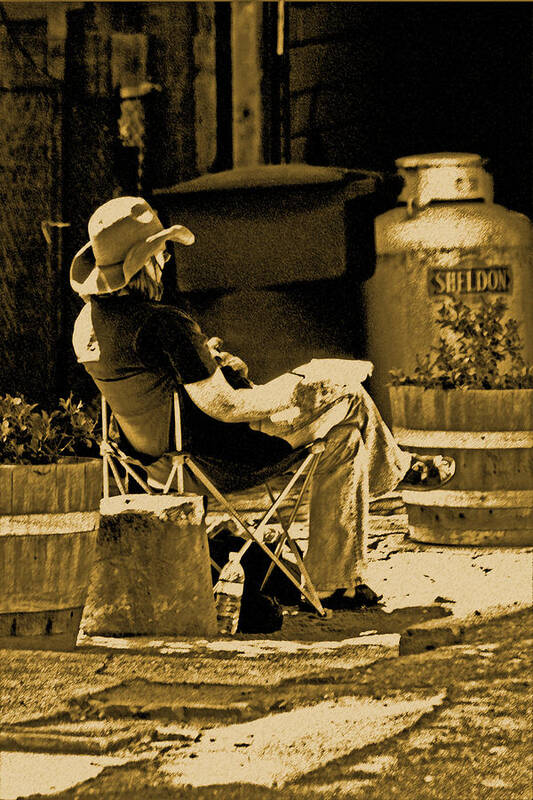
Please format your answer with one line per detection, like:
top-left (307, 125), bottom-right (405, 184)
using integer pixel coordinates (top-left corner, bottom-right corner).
top-left (183, 367), bottom-right (302, 423)
top-left (137, 307), bottom-right (300, 423)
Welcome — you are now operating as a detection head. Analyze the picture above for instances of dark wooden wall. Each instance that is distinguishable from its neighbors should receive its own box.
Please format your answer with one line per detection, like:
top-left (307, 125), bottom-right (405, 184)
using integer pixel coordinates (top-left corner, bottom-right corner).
top-left (2, 2), bottom-right (531, 404)
top-left (62, 1), bottom-right (198, 401)
top-left (288, 2), bottom-right (532, 218)
top-left (0, 12), bottom-right (59, 403)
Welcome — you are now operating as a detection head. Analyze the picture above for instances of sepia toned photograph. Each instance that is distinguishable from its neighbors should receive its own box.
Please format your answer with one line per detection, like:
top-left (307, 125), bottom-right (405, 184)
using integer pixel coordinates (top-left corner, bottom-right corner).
top-left (0, 1), bottom-right (531, 797)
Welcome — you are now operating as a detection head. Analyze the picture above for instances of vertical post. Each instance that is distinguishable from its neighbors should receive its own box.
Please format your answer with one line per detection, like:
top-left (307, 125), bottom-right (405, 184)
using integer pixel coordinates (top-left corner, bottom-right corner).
top-left (193, 3), bottom-right (218, 174)
top-left (231, 1), bottom-right (264, 167)
top-left (173, 392), bottom-right (185, 493)
top-left (101, 395), bottom-right (110, 499)
top-left (278, 1), bottom-right (291, 164)
top-left (46, 5), bottom-right (67, 400)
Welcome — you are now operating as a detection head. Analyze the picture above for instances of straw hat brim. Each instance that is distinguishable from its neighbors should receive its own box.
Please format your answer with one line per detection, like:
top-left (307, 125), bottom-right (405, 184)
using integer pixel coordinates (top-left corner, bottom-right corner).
top-left (70, 224), bottom-right (195, 296)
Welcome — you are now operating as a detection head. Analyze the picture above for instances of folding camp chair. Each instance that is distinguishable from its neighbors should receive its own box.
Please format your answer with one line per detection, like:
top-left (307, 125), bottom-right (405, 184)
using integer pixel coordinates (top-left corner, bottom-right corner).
top-left (100, 392), bottom-right (327, 616)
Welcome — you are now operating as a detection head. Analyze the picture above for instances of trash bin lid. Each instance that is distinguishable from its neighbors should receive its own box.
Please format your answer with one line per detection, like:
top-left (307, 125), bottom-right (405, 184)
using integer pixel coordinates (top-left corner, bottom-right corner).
top-left (154, 164), bottom-right (380, 196)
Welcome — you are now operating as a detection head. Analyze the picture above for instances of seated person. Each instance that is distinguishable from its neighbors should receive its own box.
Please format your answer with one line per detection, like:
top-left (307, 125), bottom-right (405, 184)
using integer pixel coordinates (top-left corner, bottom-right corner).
top-left (71, 197), bottom-right (455, 609)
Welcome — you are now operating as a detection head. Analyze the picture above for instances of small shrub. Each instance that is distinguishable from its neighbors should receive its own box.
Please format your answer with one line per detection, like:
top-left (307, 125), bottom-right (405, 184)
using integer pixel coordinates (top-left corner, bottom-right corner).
top-left (0, 393), bottom-right (100, 465)
top-left (389, 297), bottom-right (533, 390)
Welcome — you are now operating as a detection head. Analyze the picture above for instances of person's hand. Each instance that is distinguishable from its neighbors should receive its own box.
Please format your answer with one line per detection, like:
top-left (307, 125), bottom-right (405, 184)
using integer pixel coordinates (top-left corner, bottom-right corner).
top-left (207, 337), bottom-right (250, 381)
top-left (207, 336), bottom-right (224, 358)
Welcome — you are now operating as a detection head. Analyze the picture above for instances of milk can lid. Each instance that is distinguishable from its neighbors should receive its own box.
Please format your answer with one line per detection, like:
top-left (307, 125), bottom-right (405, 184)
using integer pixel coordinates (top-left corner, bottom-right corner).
top-left (396, 152), bottom-right (485, 169)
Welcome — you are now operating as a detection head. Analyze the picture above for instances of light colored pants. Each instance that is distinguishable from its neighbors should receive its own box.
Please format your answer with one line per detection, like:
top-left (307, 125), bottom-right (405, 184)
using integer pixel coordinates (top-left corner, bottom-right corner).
top-left (302, 389), bottom-right (411, 592)
top-left (147, 386), bottom-right (410, 593)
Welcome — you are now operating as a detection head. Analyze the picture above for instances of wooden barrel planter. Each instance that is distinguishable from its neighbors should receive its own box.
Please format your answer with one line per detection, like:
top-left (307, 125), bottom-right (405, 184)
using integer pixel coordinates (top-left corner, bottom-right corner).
top-left (0, 458), bottom-right (101, 650)
top-left (389, 386), bottom-right (533, 546)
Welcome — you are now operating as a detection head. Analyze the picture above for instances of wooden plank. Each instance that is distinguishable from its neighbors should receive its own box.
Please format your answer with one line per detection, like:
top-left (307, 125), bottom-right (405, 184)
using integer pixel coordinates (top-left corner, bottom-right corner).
top-left (56, 461), bottom-right (84, 512)
top-left (0, 465), bottom-right (14, 514)
top-left (0, 530), bottom-right (96, 613)
top-left (369, 514), bottom-right (409, 534)
top-left (291, 84), bottom-right (375, 139)
top-left (193, 2), bottom-right (217, 174)
top-left (10, 609), bottom-right (53, 636)
top-left (403, 489), bottom-right (533, 508)
top-left (231, 0), bottom-right (263, 167)
top-left (84, 458), bottom-right (103, 510)
top-left (392, 427), bottom-right (533, 449)
top-left (11, 463), bottom-right (58, 514)
top-left (369, 494), bottom-right (405, 515)
top-left (0, 512), bottom-right (99, 535)
top-left (289, 4), bottom-right (360, 46)
top-left (289, 40), bottom-right (359, 94)
top-left (0, 607), bottom-right (82, 650)
top-left (408, 504), bottom-right (533, 531)
top-left (413, 448), bottom-right (533, 493)
top-left (409, 525), bottom-right (533, 548)
top-left (389, 387), bottom-right (533, 432)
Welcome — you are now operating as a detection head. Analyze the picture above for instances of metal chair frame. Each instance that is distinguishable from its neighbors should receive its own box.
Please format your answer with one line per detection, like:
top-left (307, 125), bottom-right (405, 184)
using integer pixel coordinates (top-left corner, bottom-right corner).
top-left (100, 393), bottom-right (327, 616)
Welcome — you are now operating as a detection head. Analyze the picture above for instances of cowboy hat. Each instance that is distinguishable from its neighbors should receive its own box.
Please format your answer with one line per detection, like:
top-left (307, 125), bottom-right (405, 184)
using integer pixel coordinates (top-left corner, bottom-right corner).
top-left (70, 196), bottom-right (195, 296)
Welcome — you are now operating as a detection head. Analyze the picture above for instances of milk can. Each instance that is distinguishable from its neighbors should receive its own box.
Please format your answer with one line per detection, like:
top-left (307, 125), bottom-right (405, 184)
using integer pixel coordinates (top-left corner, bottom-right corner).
top-left (364, 152), bottom-right (532, 422)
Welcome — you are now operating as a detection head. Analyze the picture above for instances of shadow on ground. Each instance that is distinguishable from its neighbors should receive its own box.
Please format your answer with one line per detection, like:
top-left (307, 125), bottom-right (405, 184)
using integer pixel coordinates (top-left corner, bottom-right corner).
top-left (242, 603), bottom-right (452, 642)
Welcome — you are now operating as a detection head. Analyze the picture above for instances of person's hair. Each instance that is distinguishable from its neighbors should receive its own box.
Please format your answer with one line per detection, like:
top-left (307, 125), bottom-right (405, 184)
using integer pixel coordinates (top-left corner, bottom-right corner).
top-left (125, 260), bottom-right (163, 300)
top-left (81, 257), bottom-right (164, 304)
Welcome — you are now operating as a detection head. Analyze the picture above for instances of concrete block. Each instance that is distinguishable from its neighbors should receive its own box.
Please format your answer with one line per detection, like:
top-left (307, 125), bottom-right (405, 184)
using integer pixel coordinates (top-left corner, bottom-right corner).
top-left (82, 495), bottom-right (217, 637)
top-left (399, 622), bottom-right (465, 655)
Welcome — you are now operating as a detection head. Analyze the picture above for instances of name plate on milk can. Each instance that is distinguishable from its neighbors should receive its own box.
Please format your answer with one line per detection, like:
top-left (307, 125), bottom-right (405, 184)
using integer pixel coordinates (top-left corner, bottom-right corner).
top-left (429, 265), bottom-right (512, 295)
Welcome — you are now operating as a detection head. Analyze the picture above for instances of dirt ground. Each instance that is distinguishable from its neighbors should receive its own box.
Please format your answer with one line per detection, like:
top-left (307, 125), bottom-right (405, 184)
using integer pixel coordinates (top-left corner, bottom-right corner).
top-left (10, 607), bottom-right (531, 800)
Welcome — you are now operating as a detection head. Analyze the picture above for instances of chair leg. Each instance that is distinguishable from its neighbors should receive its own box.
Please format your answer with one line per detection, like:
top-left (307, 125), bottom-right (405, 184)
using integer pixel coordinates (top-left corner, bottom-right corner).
top-left (107, 455), bottom-right (127, 495)
top-left (176, 463), bottom-right (185, 493)
top-left (102, 455), bottom-right (110, 499)
top-left (282, 535), bottom-right (325, 614)
top-left (260, 456), bottom-right (326, 615)
top-left (163, 463), bottom-right (178, 494)
top-left (261, 454), bottom-right (320, 590)
top-left (186, 456), bottom-right (327, 616)
top-left (114, 455), bottom-right (153, 494)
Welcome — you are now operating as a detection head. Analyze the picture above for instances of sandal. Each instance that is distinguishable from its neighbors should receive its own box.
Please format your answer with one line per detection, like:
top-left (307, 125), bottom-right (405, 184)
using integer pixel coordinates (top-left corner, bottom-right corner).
top-left (397, 453), bottom-right (455, 492)
top-left (299, 585), bottom-right (383, 612)
top-left (322, 586), bottom-right (383, 610)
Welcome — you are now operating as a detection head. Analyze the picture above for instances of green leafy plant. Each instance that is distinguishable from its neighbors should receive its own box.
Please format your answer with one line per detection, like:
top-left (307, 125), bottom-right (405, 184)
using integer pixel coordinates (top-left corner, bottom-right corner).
top-left (389, 297), bottom-right (533, 390)
top-left (0, 393), bottom-right (100, 465)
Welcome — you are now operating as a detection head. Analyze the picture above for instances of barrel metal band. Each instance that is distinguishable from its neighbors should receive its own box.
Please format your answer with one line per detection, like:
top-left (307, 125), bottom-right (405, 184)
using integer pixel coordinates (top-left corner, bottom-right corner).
top-left (401, 489), bottom-right (533, 508)
top-left (393, 427), bottom-right (533, 449)
top-left (0, 511), bottom-right (100, 535)
top-left (407, 526), bottom-right (533, 547)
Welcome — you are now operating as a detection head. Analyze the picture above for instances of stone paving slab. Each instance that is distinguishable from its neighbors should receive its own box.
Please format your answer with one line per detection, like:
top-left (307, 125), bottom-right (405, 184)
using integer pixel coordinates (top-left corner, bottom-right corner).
top-left (160, 691), bottom-right (447, 788)
top-left (0, 692), bottom-right (446, 798)
top-left (0, 637), bottom-right (399, 729)
top-left (78, 631), bottom-right (400, 659)
top-left (0, 723), bottom-right (145, 755)
top-left (0, 752), bottom-right (141, 800)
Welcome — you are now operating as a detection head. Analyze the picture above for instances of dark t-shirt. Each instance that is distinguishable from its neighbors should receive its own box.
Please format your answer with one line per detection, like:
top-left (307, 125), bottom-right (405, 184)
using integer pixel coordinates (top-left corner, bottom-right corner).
top-left (74, 295), bottom-right (292, 472)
